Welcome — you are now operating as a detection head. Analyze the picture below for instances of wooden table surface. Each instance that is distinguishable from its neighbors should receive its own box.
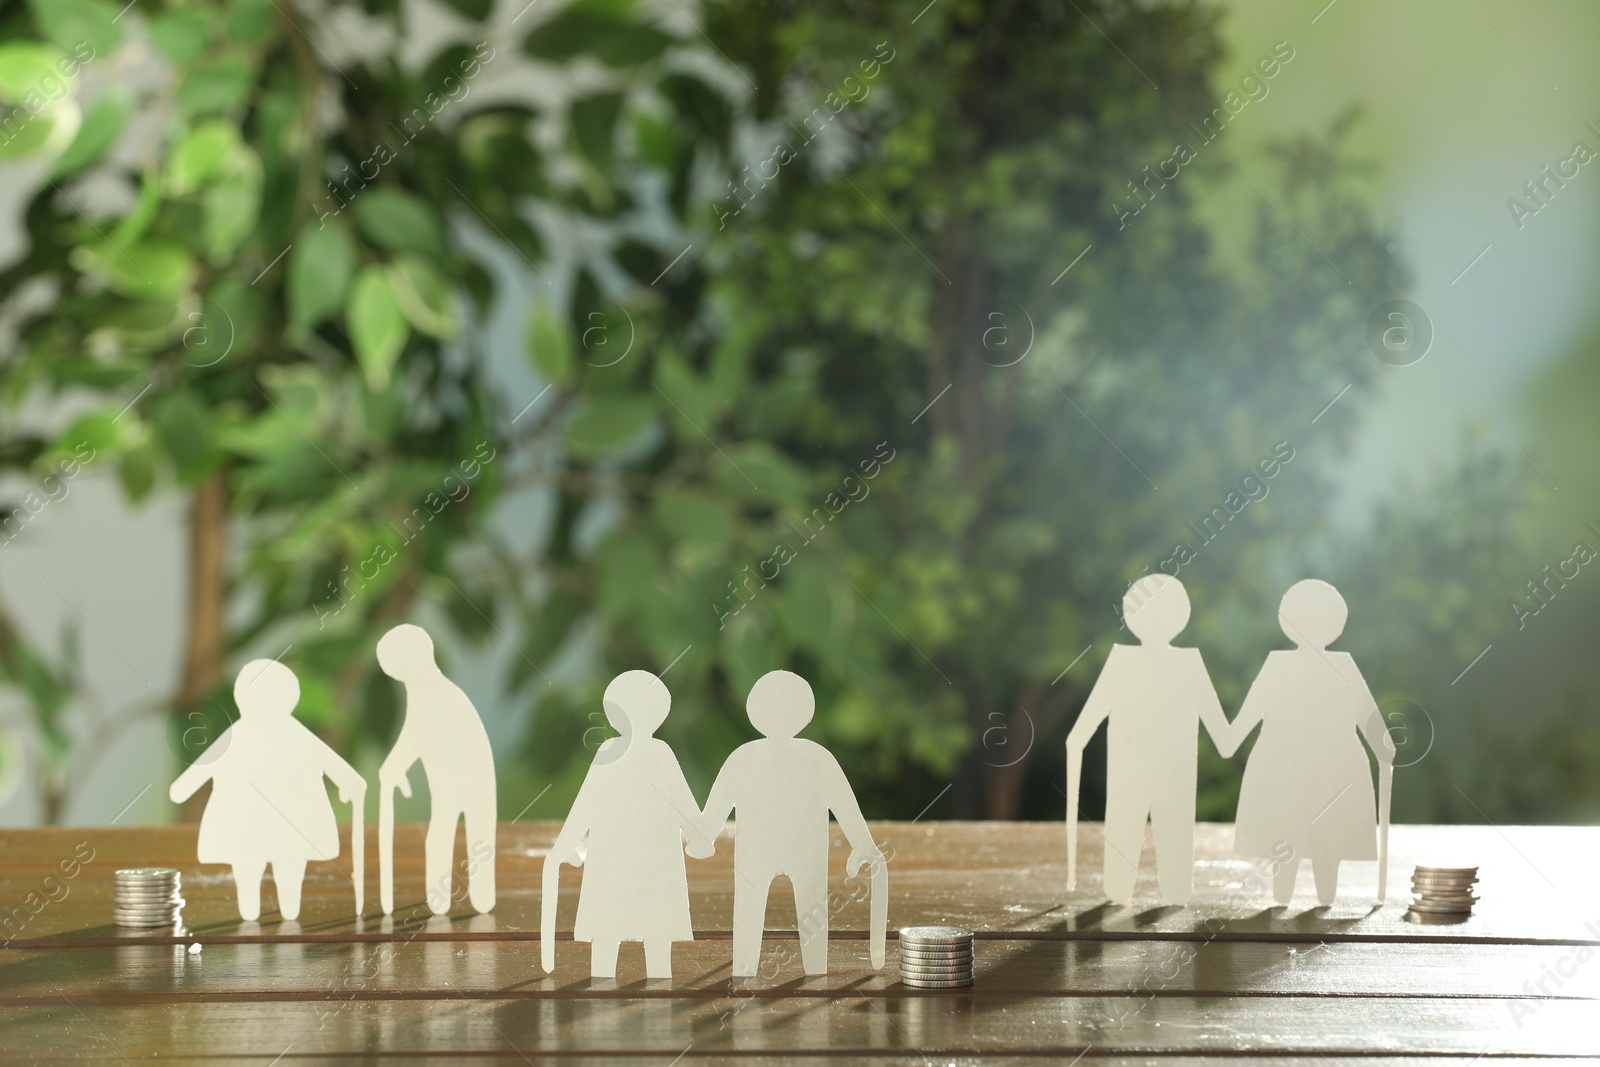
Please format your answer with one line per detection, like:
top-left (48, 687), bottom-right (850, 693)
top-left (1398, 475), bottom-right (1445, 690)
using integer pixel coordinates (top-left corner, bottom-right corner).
top-left (1, 820), bottom-right (1597, 1063)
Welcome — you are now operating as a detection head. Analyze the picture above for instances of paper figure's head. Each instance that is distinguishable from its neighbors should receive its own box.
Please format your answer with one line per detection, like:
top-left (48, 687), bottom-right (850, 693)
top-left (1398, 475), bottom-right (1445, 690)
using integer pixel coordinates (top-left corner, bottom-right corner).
top-left (234, 660), bottom-right (299, 718)
top-left (1279, 578), bottom-right (1347, 650)
top-left (602, 670), bottom-right (669, 737)
top-left (746, 670), bottom-right (813, 738)
top-left (376, 624), bottom-right (436, 682)
top-left (1123, 574), bottom-right (1189, 645)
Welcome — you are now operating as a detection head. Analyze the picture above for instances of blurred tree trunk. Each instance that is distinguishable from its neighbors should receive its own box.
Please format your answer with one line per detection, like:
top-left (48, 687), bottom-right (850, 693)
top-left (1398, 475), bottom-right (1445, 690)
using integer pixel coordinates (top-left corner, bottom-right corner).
top-left (176, 473), bottom-right (227, 820)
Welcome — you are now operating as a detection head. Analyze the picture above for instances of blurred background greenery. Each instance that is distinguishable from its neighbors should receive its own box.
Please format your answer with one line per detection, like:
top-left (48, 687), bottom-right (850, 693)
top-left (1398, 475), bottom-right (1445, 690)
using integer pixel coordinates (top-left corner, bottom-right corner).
top-left (0, 0), bottom-right (1594, 828)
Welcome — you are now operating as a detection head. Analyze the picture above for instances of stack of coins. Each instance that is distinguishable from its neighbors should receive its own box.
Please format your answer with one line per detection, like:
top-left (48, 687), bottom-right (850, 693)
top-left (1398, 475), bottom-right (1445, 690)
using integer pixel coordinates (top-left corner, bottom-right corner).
top-left (114, 868), bottom-right (184, 929)
top-left (1406, 865), bottom-right (1477, 922)
top-left (897, 926), bottom-right (975, 989)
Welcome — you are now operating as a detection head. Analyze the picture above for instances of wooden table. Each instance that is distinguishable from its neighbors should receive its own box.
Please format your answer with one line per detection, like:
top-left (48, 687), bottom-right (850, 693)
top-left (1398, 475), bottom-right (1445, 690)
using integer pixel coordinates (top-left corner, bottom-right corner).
top-left (1, 821), bottom-right (1597, 1063)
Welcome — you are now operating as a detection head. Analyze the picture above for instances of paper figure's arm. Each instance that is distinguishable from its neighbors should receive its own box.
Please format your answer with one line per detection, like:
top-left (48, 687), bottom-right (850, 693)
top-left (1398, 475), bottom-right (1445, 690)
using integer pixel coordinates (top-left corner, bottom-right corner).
top-left (168, 729), bottom-right (231, 803)
top-left (549, 761), bottom-right (602, 867)
top-left (1349, 659), bottom-right (1394, 900)
top-left (822, 750), bottom-right (880, 873)
top-left (700, 762), bottom-right (737, 844)
top-left (1214, 661), bottom-right (1270, 759)
top-left (1192, 651), bottom-right (1236, 757)
top-left (660, 759), bottom-right (716, 859)
top-left (1064, 653), bottom-right (1116, 890)
top-left (378, 716), bottom-right (422, 798)
top-left (314, 735), bottom-right (367, 804)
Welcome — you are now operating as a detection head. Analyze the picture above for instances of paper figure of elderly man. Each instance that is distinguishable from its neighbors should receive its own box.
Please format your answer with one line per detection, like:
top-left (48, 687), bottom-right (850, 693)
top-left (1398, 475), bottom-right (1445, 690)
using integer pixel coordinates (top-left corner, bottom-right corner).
top-left (1065, 574), bottom-right (1231, 905)
top-left (701, 670), bottom-right (887, 976)
top-left (376, 624), bottom-right (497, 916)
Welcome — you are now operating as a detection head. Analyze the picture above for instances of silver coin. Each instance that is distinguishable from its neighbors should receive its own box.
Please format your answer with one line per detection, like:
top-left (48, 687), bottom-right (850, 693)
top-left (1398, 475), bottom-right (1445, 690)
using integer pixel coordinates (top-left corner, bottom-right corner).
top-left (1406, 902), bottom-right (1473, 915)
top-left (115, 890), bottom-right (182, 901)
top-left (899, 954), bottom-right (975, 967)
top-left (1413, 890), bottom-right (1477, 901)
top-left (898, 925), bottom-right (973, 942)
top-left (113, 902), bottom-right (184, 913)
top-left (1412, 874), bottom-right (1477, 885)
top-left (901, 967), bottom-right (976, 980)
top-left (899, 944), bottom-right (974, 956)
top-left (900, 976), bottom-right (974, 989)
top-left (116, 867), bottom-right (181, 878)
top-left (1404, 909), bottom-right (1468, 925)
top-left (114, 910), bottom-right (184, 921)
top-left (1413, 867), bottom-right (1477, 878)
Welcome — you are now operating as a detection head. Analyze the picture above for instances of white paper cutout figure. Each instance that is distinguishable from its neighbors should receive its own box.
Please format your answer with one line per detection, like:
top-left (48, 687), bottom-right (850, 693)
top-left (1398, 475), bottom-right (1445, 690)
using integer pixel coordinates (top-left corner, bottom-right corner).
top-left (1223, 579), bottom-right (1395, 904)
top-left (169, 660), bottom-right (366, 921)
top-left (376, 624), bottom-right (497, 916)
top-left (541, 670), bottom-right (711, 978)
top-left (1066, 575), bottom-right (1230, 905)
top-left (700, 670), bottom-right (887, 977)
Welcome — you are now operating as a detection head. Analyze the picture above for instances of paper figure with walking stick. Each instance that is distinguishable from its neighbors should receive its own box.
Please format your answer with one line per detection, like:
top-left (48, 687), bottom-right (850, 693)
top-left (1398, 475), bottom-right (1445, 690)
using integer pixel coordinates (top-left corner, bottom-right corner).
top-left (540, 670), bottom-right (711, 978)
top-left (170, 660), bottom-right (366, 921)
top-left (1225, 579), bottom-right (1395, 904)
top-left (1065, 574), bottom-right (1231, 905)
top-left (376, 624), bottom-right (497, 916)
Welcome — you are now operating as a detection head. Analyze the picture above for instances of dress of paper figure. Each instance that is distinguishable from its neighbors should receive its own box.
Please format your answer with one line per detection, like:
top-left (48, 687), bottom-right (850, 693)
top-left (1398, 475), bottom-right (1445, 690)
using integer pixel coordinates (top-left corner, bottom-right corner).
top-left (1066, 575), bottom-right (1230, 905)
top-left (376, 624), bottom-right (497, 916)
top-left (1222, 579), bottom-right (1395, 905)
top-left (540, 670), bottom-right (712, 978)
top-left (169, 660), bottom-right (366, 921)
top-left (700, 670), bottom-right (888, 977)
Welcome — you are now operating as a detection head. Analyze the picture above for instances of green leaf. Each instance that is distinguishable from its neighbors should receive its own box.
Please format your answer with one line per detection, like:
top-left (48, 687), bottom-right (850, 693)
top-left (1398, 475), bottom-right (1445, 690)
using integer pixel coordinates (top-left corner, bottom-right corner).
top-left (570, 91), bottom-right (623, 171)
top-left (27, 0), bottom-right (120, 60)
top-left (48, 86), bottom-right (128, 178)
top-left (524, 302), bottom-right (573, 385)
top-left (0, 107), bottom-right (60, 161)
top-left (167, 120), bottom-right (240, 194)
top-left (654, 488), bottom-right (734, 549)
top-left (225, 0), bottom-right (275, 44)
top-left (71, 240), bottom-right (195, 299)
top-left (711, 442), bottom-right (812, 503)
top-left (118, 441), bottom-right (157, 502)
top-left (202, 149), bottom-right (263, 263)
top-left (287, 221), bottom-right (355, 335)
top-left (0, 43), bottom-right (66, 102)
top-left (177, 56), bottom-right (253, 116)
top-left (59, 410), bottom-right (119, 458)
top-left (596, 527), bottom-right (657, 619)
top-left (564, 395), bottom-right (655, 460)
top-left (525, 0), bottom-right (668, 66)
top-left (150, 391), bottom-right (216, 481)
top-left (148, 11), bottom-right (211, 66)
top-left (354, 188), bottom-right (447, 257)
top-left (346, 267), bottom-right (410, 390)
top-left (109, 170), bottom-right (162, 247)
top-left (385, 255), bottom-right (458, 338)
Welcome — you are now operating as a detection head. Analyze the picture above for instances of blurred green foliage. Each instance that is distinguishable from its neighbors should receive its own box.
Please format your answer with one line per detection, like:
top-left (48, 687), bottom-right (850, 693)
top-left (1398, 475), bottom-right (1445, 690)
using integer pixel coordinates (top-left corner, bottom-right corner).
top-left (0, 0), bottom-right (1590, 827)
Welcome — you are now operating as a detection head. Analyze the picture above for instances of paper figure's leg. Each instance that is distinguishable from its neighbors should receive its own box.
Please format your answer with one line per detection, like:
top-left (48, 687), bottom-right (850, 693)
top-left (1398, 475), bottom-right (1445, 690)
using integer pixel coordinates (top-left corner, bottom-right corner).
top-left (1101, 782), bottom-right (1147, 904)
top-left (590, 938), bottom-right (620, 979)
top-left (732, 870), bottom-right (771, 978)
top-left (1151, 795), bottom-right (1196, 906)
top-left (274, 857), bottom-right (308, 920)
top-left (1273, 856), bottom-right (1299, 905)
top-left (464, 801), bottom-right (496, 914)
top-left (791, 865), bottom-right (830, 975)
top-left (644, 938), bottom-right (672, 979)
top-left (1311, 857), bottom-right (1339, 906)
top-left (424, 813), bottom-right (459, 914)
top-left (233, 860), bottom-right (265, 921)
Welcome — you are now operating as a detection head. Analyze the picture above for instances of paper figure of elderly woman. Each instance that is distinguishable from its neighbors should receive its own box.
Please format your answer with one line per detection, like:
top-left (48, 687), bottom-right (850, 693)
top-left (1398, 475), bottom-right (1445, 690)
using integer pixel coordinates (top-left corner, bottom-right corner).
top-left (169, 660), bottom-right (366, 921)
top-left (540, 670), bottom-right (713, 978)
top-left (1220, 579), bottom-right (1395, 904)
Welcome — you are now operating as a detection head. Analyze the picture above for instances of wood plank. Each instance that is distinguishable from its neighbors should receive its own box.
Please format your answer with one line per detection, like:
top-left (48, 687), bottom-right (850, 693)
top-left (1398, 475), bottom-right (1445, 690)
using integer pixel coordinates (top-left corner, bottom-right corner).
top-left (0, 938), bottom-right (1596, 1002)
top-left (4, 823), bottom-right (1597, 946)
top-left (0, 995), bottom-right (1594, 1058)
